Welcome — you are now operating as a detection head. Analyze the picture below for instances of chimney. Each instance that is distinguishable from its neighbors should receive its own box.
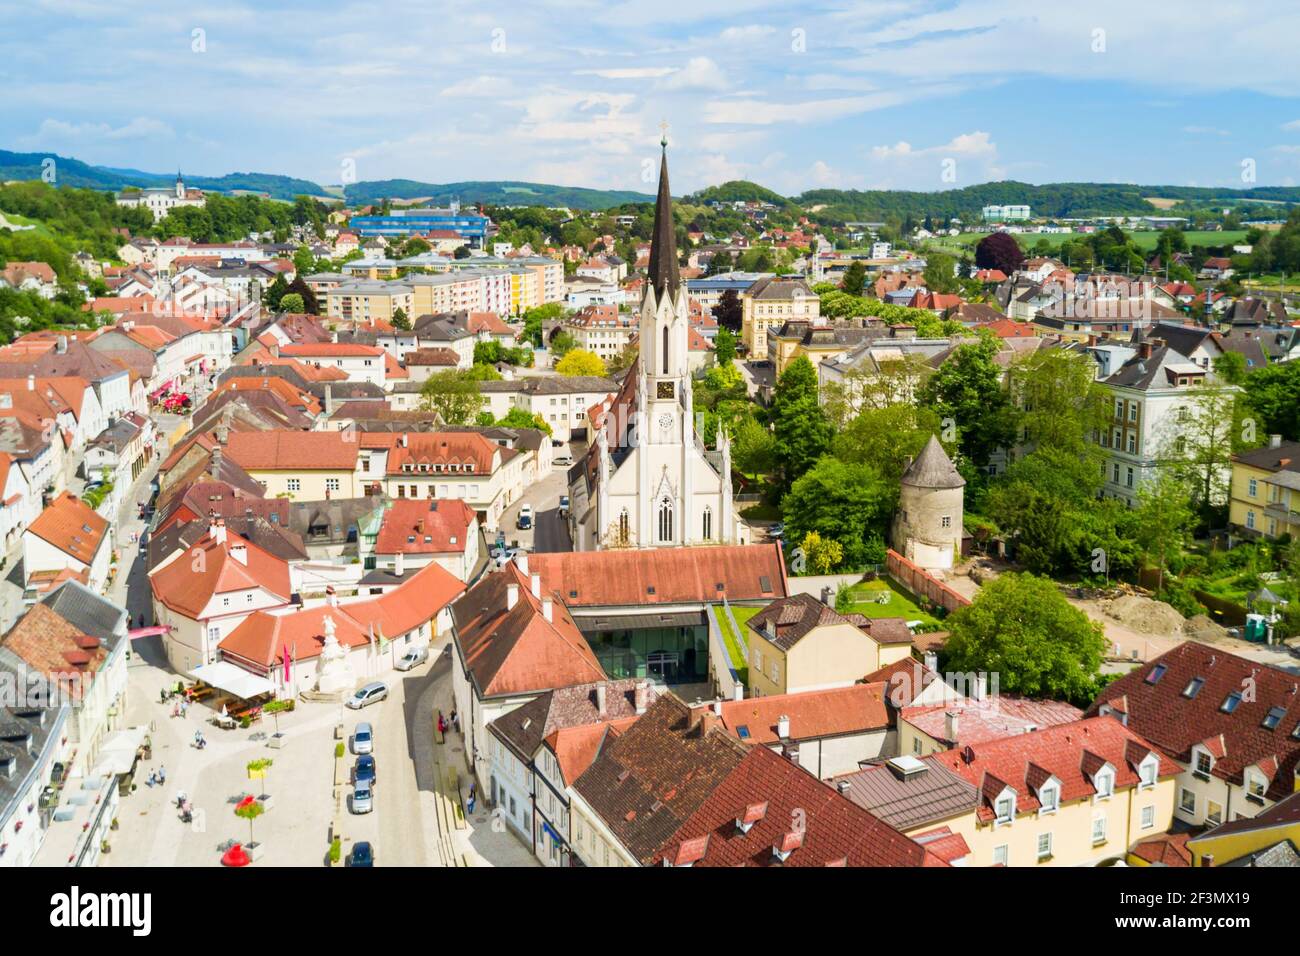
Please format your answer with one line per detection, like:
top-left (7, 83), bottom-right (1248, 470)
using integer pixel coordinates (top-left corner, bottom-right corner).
top-left (712, 698), bottom-right (723, 717)
top-left (776, 714), bottom-right (791, 740)
top-left (530, 572), bottom-right (541, 599)
top-left (1138, 341), bottom-right (1153, 360)
top-left (324, 383), bottom-right (335, 416)
top-left (1202, 854), bottom-right (1214, 868)
top-left (26, 374), bottom-right (34, 391)
top-left (1086, 334), bottom-right (1097, 347)
top-left (211, 517), bottom-right (227, 545)
top-left (974, 674), bottom-right (987, 701)
top-left (945, 710), bottom-right (959, 743)
top-left (56, 335), bottom-right (67, 353)
top-left (1271, 434), bottom-right (1282, 449)
top-left (634, 681), bottom-right (649, 714)
top-left (820, 585), bottom-right (833, 607)
top-left (733, 683), bottom-right (744, 701)
top-left (210, 446), bottom-right (223, 476)
top-left (506, 583), bottom-right (519, 611)
top-left (541, 597), bottom-right (553, 623)
top-left (595, 684), bottom-right (607, 717)
top-left (394, 550), bottom-right (404, 577)
top-left (514, 552), bottom-right (529, 575)
top-left (326, 585), bottom-right (338, 607)
top-left (400, 432), bottom-right (409, 448)
top-left (229, 542), bottom-right (248, 566)
top-left (923, 651), bottom-right (938, 672)
top-left (836, 780), bottom-right (851, 795)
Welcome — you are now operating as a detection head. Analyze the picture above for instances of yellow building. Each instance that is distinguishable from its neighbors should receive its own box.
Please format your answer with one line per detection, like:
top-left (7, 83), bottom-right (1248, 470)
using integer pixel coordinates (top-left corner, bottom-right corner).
top-left (223, 431), bottom-right (362, 500)
top-left (1185, 790), bottom-right (1300, 866)
top-left (508, 267), bottom-right (540, 315)
top-left (1228, 437), bottom-right (1300, 539)
top-left (325, 281), bottom-right (415, 323)
top-left (740, 275), bottom-right (820, 356)
top-left (744, 593), bottom-right (912, 697)
top-left (841, 717), bottom-right (1180, 867)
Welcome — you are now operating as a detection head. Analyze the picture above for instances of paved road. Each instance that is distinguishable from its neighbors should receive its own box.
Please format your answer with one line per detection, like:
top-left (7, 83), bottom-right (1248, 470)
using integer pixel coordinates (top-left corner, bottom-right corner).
top-left (498, 452), bottom-right (575, 555)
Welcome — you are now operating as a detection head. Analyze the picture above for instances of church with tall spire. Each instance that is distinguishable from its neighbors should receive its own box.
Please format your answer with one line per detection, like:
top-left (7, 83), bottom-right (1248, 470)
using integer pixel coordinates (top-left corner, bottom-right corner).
top-left (568, 138), bottom-right (735, 551)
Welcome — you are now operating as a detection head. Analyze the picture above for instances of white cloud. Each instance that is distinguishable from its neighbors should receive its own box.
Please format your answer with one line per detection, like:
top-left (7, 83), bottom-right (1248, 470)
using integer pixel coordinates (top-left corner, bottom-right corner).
top-left (439, 75), bottom-right (512, 97)
top-left (1283, 119), bottom-right (1300, 131)
top-left (574, 67), bottom-right (676, 79)
top-left (25, 116), bottom-right (175, 144)
top-left (658, 57), bottom-right (728, 91)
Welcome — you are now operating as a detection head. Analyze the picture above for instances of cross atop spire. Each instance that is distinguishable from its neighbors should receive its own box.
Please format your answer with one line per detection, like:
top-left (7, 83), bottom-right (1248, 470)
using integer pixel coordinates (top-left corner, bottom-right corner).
top-left (659, 119), bottom-right (669, 148)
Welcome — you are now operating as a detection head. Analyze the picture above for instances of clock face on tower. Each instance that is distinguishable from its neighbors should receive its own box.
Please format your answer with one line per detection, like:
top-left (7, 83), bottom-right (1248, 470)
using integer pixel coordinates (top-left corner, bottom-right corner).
top-left (656, 380), bottom-right (676, 400)
top-left (657, 411), bottom-right (674, 434)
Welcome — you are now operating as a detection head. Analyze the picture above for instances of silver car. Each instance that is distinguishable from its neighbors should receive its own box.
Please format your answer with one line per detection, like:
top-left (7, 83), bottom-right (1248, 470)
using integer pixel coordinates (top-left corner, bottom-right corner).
top-left (351, 780), bottom-right (373, 814)
top-left (353, 722), bottom-right (373, 755)
top-left (345, 681), bottom-right (388, 710)
top-left (395, 646), bottom-right (429, 671)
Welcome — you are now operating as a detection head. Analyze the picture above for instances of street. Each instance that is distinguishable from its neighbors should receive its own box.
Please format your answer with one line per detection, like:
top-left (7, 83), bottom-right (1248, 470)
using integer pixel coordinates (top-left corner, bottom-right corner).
top-left (497, 444), bottom-right (579, 554)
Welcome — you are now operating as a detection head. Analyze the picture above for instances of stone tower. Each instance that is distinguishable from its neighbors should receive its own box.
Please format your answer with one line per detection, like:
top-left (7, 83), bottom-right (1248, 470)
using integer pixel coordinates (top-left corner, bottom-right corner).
top-left (892, 434), bottom-right (965, 570)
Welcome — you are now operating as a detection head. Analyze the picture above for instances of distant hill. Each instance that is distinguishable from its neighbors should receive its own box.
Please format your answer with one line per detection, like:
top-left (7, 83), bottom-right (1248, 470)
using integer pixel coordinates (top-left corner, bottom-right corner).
top-left (686, 180), bottom-right (793, 207)
top-left (341, 179), bottom-right (653, 210)
top-left (0, 149), bottom-right (329, 201)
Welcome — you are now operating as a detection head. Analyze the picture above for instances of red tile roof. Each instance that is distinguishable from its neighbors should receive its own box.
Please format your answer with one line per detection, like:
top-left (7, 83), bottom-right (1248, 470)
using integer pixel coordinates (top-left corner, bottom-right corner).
top-left (709, 682), bottom-right (891, 745)
top-left (281, 342), bottom-right (385, 358)
top-left (26, 492), bottom-right (109, 564)
top-left (373, 498), bottom-right (476, 554)
top-left (225, 430), bottom-right (359, 471)
top-left (149, 525), bottom-right (293, 619)
top-left (1087, 641), bottom-right (1300, 801)
top-left (931, 717), bottom-right (1181, 822)
top-left (383, 432), bottom-right (499, 475)
top-left (527, 544), bottom-right (787, 608)
top-left (902, 696), bottom-right (1082, 748)
top-left (1, 603), bottom-right (108, 701)
top-left (1130, 831), bottom-right (1192, 867)
top-left (650, 745), bottom-right (948, 867)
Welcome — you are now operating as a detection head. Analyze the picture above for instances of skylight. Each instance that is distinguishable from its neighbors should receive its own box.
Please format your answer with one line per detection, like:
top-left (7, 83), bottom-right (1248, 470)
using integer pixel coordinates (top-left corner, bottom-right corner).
top-left (1221, 692), bottom-right (1242, 714)
top-left (1145, 664), bottom-right (1167, 685)
top-left (1262, 706), bottom-right (1286, 731)
top-left (1183, 677), bottom-right (1204, 699)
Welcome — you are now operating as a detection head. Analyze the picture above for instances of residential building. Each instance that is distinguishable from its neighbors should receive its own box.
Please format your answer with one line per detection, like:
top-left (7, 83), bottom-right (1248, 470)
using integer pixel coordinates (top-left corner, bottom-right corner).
top-left (1228, 436), bottom-right (1300, 539)
top-left (740, 275), bottom-right (820, 356)
top-left (22, 492), bottom-right (111, 592)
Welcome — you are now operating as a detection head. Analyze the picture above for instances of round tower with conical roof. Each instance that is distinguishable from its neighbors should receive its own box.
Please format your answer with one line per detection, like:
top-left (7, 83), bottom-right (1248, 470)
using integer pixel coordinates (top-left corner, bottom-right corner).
top-left (892, 434), bottom-right (965, 570)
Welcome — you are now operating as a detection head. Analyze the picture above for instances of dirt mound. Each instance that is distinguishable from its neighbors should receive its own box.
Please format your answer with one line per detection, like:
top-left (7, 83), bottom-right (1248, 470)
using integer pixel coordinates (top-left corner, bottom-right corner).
top-left (1183, 614), bottom-right (1230, 642)
top-left (1103, 594), bottom-right (1186, 636)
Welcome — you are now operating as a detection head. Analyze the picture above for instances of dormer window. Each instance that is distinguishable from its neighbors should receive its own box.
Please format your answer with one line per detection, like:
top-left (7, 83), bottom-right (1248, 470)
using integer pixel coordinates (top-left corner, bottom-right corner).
top-left (1094, 768), bottom-right (1114, 800)
top-left (1194, 750), bottom-right (1213, 780)
top-left (1246, 772), bottom-right (1267, 804)
top-left (995, 794), bottom-right (1016, 826)
top-left (1038, 782), bottom-right (1059, 815)
top-left (1138, 755), bottom-right (1158, 790)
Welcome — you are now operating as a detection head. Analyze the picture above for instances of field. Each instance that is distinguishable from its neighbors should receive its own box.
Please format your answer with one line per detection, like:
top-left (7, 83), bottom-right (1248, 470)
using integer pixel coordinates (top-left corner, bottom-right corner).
top-left (926, 229), bottom-right (1248, 256)
top-left (844, 578), bottom-right (943, 630)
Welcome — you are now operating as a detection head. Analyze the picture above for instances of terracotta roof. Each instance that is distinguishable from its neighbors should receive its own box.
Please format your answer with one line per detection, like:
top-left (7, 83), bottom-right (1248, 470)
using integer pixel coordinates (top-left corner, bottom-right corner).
top-left (489, 678), bottom-right (655, 766)
top-left (450, 563), bottom-right (606, 698)
top-left (902, 696), bottom-right (1082, 748)
top-left (710, 681), bottom-right (891, 745)
top-left (527, 544), bottom-right (787, 608)
top-left (650, 744), bottom-right (947, 867)
top-left (744, 591), bottom-right (877, 652)
top-left (384, 432), bottom-right (499, 475)
top-left (1088, 641), bottom-right (1300, 801)
top-left (930, 717), bottom-right (1181, 822)
top-left (373, 498), bottom-right (476, 554)
top-left (225, 430), bottom-right (359, 471)
top-left (26, 492), bottom-right (109, 564)
top-left (219, 560), bottom-right (463, 667)
top-left (1131, 831), bottom-right (1192, 867)
top-left (403, 347), bottom-right (460, 367)
top-left (148, 526), bottom-right (293, 619)
top-left (574, 695), bottom-right (747, 863)
top-left (1, 602), bottom-right (107, 701)
top-left (281, 342), bottom-right (385, 358)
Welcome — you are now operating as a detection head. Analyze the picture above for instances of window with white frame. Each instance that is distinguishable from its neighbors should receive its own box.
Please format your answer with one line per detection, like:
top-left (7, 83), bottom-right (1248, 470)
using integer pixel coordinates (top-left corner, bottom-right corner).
top-left (1246, 772), bottom-right (1267, 802)
top-left (1141, 805), bottom-right (1155, 829)
top-left (1091, 814), bottom-right (1107, 845)
top-left (1194, 750), bottom-right (1213, 779)
top-left (1094, 767), bottom-right (1114, 799)
top-left (1138, 756), bottom-right (1157, 789)
top-left (992, 844), bottom-right (1009, 866)
top-left (1036, 832), bottom-right (1052, 861)
top-left (995, 794), bottom-right (1015, 825)
top-left (1179, 788), bottom-right (1196, 815)
top-left (1038, 782), bottom-right (1059, 814)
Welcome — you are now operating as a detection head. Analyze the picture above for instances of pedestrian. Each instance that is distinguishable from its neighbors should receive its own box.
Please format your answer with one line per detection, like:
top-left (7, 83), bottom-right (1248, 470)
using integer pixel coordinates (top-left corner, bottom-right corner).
top-left (451, 709), bottom-right (460, 734)
top-left (466, 783), bottom-right (476, 815)
top-left (146, 770), bottom-right (156, 788)
top-left (158, 765), bottom-right (166, 784)
top-left (437, 713), bottom-right (446, 736)
top-left (194, 729), bottom-right (203, 748)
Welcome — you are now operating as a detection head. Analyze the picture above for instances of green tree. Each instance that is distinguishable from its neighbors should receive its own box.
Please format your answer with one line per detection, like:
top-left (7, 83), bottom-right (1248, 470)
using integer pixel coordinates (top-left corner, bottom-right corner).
top-left (942, 572), bottom-right (1106, 704)
top-left (732, 416), bottom-right (776, 476)
top-left (497, 407), bottom-right (552, 436)
top-left (770, 356), bottom-right (833, 492)
top-left (263, 274), bottom-right (289, 311)
top-left (419, 369), bottom-right (483, 425)
top-left (278, 292), bottom-right (305, 314)
top-left (839, 261), bottom-right (867, 296)
top-left (1242, 360), bottom-right (1300, 440)
top-left (918, 337), bottom-right (1013, 472)
top-left (391, 307), bottom-right (410, 331)
top-left (783, 456), bottom-right (892, 569)
top-left (714, 327), bottom-right (737, 366)
top-left (1132, 472), bottom-right (1195, 592)
top-left (292, 244), bottom-right (316, 276)
top-left (1213, 351), bottom-right (1247, 386)
top-left (798, 531), bottom-right (844, 575)
top-left (555, 349), bottom-right (607, 377)
top-left (550, 331), bottom-right (577, 359)
top-left (923, 252), bottom-right (959, 294)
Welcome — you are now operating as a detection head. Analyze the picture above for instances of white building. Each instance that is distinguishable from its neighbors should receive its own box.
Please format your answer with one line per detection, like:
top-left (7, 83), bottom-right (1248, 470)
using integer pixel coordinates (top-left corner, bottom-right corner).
top-left (115, 173), bottom-right (206, 222)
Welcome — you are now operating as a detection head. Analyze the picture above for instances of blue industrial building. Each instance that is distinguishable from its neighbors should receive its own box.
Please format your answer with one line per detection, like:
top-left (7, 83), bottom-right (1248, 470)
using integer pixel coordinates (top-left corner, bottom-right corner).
top-left (349, 203), bottom-right (492, 246)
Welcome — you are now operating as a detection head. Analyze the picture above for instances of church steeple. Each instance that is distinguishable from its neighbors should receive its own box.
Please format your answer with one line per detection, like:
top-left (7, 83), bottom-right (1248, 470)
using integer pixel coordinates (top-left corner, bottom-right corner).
top-left (646, 141), bottom-right (680, 302)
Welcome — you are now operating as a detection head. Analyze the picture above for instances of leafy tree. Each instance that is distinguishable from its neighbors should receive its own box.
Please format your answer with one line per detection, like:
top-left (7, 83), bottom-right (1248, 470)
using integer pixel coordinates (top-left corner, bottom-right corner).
top-left (942, 572), bottom-right (1106, 704)
top-left (391, 307), bottom-right (410, 331)
top-left (264, 274), bottom-right (289, 311)
top-left (1213, 351), bottom-right (1247, 386)
top-left (821, 354), bottom-right (932, 425)
top-left (714, 327), bottom-right (737, 366)
top-left (783, 456), bottom-right (892, 569)
top-left (832, 403), bottom-right (947, 484)
top-left (1242, 360), bottom-right (1300, 439)
top-left (234, 798), bottom-right (265, 847)
top-left (711, 289), bottom-right (743, 333)
top-left (1132, 472), bottom-right (1195, 592)
top-left (278, 293), bottom-right (305, 314)
top-left (732, 416), bottom-right (776, 476)
top-left (549, 331), bottom-right (577, 359)
top-left (923, 252), bottom-right (959, 294)
top-left (555, 349), bottom-right (607, 377)
top-left (292, 244), bottom-right (316, 276)
top-left (497, 407), bottom-right (552, 436)
top-left (521, 302), bottom-right (564, 348)
top-left (1007, 348), bottom-right (1109, 460)
top-left (839, 261), bottom-right (867, 296)
top-left (419, 368), bottom-right (483, 425)
top-left (466, 362), bottom-right (503, 381)
top-left (798, 531), bottom-right (844, 575)
top-left (770, 356), bottom-right (833, 492)
top-left (607, 342), bottom-right (639, 374)
top-left (974, 232), bottom-right (1025, 274)
top-left (1161, 382), bottom-right (1257, 517)
top-left (918, 337), bottom-right (1013, 471)
top-left (285, 276), bottom-right (318, 314)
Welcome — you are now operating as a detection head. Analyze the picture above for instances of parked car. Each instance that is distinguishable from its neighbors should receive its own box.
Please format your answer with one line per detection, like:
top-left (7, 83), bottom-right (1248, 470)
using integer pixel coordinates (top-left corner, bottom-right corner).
top-left (348, 841), bottom-right (374, 866)
top-left (351, 780), bottom-right (373, 814)
top-left (345, 681), bottom-right (388, 710)
top-left (353, 722), bottom-right (373, 755)
top-left (559, 494), bottom-right (570, 515)
top-left (516, 504), bottom-right (533, 530)
top-left (354, 754), bottom-right (376, 786)
top-left (768, 522), bottom-right (785, 539)
top-left (395, 646), bottom-right (429, 671)
top-left (494, 546), bottom-right (524, 568)
top-left (552, 454), bottom-right (573, 468)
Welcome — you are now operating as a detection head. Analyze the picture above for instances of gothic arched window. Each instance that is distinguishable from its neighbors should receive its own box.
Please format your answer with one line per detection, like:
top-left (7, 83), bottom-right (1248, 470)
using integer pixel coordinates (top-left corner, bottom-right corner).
top-left (657, 496), bottom-right (674, 543)
top-left (618, 508), bottom-right (630, 544)
top-left (662, 324), bottom-right (670, 375)
top-left (702, 506), bottom-right (712, 541)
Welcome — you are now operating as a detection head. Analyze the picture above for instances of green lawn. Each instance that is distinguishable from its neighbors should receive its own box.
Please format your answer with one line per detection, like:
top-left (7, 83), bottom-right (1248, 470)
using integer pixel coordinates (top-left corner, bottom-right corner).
top-left (712, 604), bottom-right (761, 684)
top-left (845, 579), bottom-right (942, 629)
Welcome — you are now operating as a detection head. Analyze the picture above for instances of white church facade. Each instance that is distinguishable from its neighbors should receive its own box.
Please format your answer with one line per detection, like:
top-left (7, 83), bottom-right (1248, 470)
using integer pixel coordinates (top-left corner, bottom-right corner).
top-left (568, 144), bottom-right (736, 551)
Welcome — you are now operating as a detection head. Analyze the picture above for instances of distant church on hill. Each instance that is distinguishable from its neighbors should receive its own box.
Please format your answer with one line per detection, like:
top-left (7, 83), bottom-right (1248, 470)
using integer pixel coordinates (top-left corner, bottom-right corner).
top-left (568, 138), bottom-right (735, 551)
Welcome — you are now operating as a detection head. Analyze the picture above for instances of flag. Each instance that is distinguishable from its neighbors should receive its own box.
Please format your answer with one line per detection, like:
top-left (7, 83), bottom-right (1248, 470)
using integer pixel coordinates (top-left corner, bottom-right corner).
top-left (282, 642), bottom-right (291, 683)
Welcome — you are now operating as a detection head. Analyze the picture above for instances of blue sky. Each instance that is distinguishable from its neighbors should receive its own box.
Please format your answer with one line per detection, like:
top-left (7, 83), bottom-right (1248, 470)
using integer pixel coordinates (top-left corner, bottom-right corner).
top-left (3, 0), bottom-right (1300, 195)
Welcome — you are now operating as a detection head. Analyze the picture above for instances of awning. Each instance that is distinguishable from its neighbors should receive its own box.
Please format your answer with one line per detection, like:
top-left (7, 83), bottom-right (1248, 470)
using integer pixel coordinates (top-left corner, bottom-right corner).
top-left (91, 726), bottom-right (148, 776)
top-left (189, 660), bottom-right (276, 700)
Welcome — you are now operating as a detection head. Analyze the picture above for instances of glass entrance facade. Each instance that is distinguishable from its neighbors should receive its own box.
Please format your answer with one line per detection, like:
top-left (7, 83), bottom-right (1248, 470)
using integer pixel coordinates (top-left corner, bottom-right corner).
top-left (582, 623), bottom-right (708, 685)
